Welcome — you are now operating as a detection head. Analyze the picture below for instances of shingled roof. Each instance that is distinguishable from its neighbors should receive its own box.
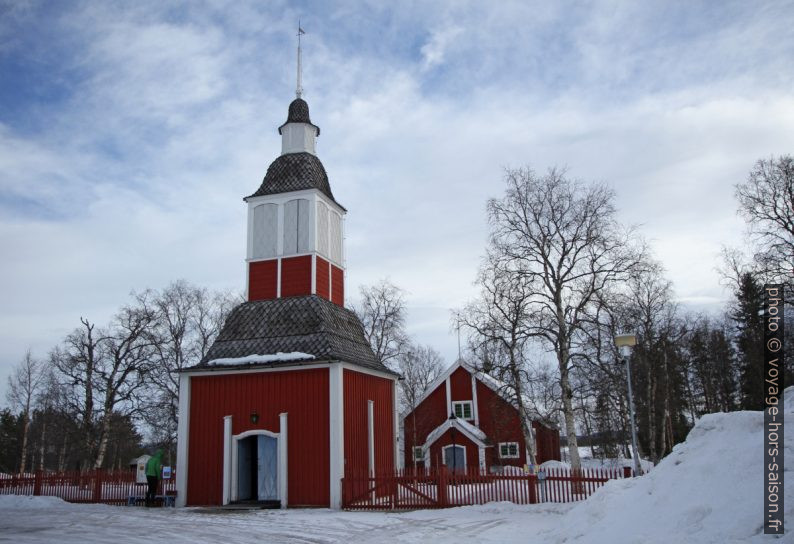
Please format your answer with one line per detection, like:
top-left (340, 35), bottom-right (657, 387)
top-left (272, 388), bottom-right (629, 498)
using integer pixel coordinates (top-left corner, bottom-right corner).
top-left (278, 98), bottom-right (320, 135)
top-left (244, 152), bottom-right (343, 209)
top-left (190, 295), bottom-right (396, 376)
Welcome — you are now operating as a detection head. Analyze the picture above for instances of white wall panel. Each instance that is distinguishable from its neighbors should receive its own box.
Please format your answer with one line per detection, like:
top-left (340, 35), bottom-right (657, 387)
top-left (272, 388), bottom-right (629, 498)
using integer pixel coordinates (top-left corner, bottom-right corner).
top-left (297, 199), bottom-right (310, 253)
top-left (317, 201), bottom-right (329, 257)
top-left (283, 200), bottom-right (298, 255)
top-left (253, 203), bottom-right (278, 259)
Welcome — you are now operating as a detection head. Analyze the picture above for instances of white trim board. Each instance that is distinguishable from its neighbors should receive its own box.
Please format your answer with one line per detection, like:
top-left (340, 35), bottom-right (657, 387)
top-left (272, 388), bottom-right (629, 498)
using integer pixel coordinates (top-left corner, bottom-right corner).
top-left (229, 427), bottom-right (285, 504)
top-left (328, 364), bottom-right (344, 509)
top-left (422, 419), bottom-right (489, 451)
top-left (441, 444), bottom-right (467, 469)
top-left (175, 373), bottom-right (191, 507)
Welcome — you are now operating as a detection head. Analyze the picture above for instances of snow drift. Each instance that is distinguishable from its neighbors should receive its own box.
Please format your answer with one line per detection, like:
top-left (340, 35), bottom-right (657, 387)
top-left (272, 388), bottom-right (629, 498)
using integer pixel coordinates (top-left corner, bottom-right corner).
top-left (541, 386), bottom-right (794, 543)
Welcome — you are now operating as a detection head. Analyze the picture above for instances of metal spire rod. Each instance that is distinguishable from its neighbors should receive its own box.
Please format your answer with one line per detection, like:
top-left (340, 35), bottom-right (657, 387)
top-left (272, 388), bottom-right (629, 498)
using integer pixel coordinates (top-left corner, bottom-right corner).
top-left (457, 324), bottom-right (462, 361)
top-left (296, 23), bottom-right (303, 98)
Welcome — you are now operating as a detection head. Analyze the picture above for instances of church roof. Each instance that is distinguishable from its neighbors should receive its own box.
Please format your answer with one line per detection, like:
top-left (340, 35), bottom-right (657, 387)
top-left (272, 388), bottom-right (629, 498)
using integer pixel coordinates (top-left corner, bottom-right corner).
top-left (244, 152), bottom-right (344, 209)
top-left (278, 98), bottom-right (320, 135)
top-left (190, 295), bottom-right (397, 376)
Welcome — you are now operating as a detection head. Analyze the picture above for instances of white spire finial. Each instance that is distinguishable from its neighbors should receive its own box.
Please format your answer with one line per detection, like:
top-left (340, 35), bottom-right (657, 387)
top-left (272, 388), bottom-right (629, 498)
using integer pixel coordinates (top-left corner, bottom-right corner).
top-left (296, 22), bottom-right (305, 98)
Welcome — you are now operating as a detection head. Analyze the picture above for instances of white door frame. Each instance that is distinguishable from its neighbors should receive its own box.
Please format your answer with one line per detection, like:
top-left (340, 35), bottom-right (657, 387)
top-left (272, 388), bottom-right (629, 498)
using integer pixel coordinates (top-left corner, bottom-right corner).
top-left (229, 429), bottom-right (284, 503)
top-left (441, 444), bottom-right (467, 471)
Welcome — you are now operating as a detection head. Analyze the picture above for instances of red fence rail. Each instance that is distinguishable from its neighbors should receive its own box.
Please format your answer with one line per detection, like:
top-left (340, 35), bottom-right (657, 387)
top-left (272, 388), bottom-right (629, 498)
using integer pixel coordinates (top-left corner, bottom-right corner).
top-left (342, 466), bottom-right (631, 510)
top-left (0, 470), bottom-right (176, 506)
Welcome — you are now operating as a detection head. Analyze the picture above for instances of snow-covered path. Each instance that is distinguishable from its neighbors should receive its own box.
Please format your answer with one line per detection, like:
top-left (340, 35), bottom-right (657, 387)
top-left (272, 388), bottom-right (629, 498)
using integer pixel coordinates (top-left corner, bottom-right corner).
top-left (0, 496), bottom-right (573, 544)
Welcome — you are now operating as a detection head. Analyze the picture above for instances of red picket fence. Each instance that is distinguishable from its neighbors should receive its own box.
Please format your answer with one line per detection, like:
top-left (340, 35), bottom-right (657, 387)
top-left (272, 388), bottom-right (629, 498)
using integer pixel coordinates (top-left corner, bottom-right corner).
top-left (342, 466), bottom-right (631, 510)
top-left (0, 470), bottom-right (177, 506)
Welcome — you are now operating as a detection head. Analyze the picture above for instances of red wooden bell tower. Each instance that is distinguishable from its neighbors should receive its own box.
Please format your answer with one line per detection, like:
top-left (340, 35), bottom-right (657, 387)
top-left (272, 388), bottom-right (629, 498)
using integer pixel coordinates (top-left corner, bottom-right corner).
top-left (244, 97), bottom-right (346, 306)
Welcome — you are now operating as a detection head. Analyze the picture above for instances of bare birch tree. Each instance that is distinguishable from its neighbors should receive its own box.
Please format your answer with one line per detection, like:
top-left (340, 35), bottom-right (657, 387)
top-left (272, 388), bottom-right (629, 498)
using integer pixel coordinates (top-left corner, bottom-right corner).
top-left (456, 252), bottom-right (543, 466)
top-left (51, 317), bottom-right (103, 469)
top-left (735, 155), bottom-right (794, 287)
top-left (353, 279), bottom-right (408, 370)
top-left (398, 343), bottom-right (444, 468)
top-left (139, 281), bottom-right (237, 451)
top-left (91, 303), bottom-right (158, 468)
top-left (486, 167), bottom-right (644, 470)
top-left (6, 350), bottom-right (45, 474)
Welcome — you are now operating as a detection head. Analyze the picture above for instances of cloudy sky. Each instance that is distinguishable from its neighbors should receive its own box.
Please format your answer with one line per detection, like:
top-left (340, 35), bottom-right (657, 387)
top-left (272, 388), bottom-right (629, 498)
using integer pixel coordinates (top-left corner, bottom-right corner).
top-left (1, 1), bottom-right (793, 398)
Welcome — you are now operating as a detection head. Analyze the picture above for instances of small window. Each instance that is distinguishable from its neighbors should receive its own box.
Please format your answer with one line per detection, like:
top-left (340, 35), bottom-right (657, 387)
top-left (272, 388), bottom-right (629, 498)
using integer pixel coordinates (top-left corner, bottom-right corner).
top-left (452, 401), bottom-right (473, 420)
top-left (413, 447), bottom-right (424, 462)
top-left (499, 442), bottom-right (519, 459)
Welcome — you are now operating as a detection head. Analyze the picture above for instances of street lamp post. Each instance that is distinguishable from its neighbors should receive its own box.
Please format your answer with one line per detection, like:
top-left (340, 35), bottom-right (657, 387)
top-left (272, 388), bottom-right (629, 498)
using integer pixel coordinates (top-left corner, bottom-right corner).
top-left (448, 412), bottom-right (457, 476)
top-left (615, 333), bottom-right (643, 476)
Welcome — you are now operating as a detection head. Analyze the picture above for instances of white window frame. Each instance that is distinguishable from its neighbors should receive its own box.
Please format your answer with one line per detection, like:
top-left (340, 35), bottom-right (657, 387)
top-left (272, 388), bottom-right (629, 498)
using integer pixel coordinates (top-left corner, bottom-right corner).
top-left (498, 442), bottom-right (520, 459)
top-left (452, 401), bottom-right (473, 420)
top-left (413, 446), bottom-right (424, 462)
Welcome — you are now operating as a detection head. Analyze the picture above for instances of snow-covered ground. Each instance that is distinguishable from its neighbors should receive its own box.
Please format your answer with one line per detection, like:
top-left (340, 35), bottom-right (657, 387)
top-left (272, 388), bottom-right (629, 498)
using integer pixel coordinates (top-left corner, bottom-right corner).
top-left (1, 388), bottom-right (791, 543)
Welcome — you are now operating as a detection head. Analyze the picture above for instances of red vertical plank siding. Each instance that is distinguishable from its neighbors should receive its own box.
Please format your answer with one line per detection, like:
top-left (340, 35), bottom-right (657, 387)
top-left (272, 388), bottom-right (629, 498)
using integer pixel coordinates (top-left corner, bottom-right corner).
top-left (342, 369), bottom-right (394, 478)
top-left (475, 381), bottom-right (526, 468)
top-left (187, 368), bottom-right (329, 506)
top-left (316, 256), bottom-right (330, 300)
top-left (402, 367), bottom-right (562, 471)
top-left (280, 256), bottom-right (312, 297)
top-left (248, 259), bottom-right (278, 301)
top-left (331, 265), bottom-right (344, 306)
top-left (449, 367), bottom-right (472, 401)
top-left (402, 383), bottom-right (448, 468)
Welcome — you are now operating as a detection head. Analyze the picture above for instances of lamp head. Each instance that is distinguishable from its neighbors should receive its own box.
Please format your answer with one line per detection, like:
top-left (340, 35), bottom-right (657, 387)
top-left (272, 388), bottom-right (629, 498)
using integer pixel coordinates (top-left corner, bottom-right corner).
top-left (614, 333), bottom-right (637, 348)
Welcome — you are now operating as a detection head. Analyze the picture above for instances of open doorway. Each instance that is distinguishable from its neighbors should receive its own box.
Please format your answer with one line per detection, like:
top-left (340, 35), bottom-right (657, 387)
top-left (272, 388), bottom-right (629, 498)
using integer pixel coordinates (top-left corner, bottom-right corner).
top-left (235, 434), bottom-right (278, 503)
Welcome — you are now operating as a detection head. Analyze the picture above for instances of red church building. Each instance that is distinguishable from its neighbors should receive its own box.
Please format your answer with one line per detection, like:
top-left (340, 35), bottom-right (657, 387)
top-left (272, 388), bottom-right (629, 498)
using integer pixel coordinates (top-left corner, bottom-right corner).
top-left (402, 360), bottom-right (560, 473)
top-left (175, 86), bottom-right (398, 508)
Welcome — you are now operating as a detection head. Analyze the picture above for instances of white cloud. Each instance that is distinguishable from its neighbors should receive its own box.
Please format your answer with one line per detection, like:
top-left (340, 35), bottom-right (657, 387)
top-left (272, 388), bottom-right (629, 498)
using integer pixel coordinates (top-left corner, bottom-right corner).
top-left (1, 2), bottom-right (793, 396)
top-left (420, 25), bottom-right (463, 71)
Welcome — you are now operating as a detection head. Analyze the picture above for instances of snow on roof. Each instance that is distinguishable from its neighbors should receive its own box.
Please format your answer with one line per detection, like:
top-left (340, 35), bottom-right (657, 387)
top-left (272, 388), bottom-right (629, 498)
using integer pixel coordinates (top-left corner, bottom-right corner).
top-left (423, 417), bottom-right (489, 449)
top-left (207, 352), bottom-right (316, 366)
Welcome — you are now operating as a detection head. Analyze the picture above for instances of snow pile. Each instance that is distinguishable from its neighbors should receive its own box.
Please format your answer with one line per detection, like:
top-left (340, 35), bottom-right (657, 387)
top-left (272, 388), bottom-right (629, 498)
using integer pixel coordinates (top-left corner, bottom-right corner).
top-left (207, 352), bottom-right (315, 366)
top-left (0, 495), bottom-right (71, 510)
top-left (541, 386), bottom-right (794, 544)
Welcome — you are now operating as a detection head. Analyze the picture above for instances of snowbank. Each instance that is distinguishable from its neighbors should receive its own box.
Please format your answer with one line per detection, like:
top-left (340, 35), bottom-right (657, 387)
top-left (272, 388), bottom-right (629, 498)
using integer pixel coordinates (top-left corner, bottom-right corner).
top-left (0, 495), bottom-right (72, 510)
top-left (541, 386), bottom-right (794, 544)
top-left (207, 352), bottom-right (315, 366)
top-left (539, 460), bottom-right (570, 470)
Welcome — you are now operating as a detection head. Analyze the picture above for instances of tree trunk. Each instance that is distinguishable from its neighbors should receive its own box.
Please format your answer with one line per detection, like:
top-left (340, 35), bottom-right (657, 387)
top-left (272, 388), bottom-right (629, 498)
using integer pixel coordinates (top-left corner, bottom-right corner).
top-left (579, 389), bottom-right (596, 459)
top-left (38, 418), bottom-right (47, 472)
top-left (57, 434), bottom-right (67, 472)
top-left (647, 357), bottom-right (657, 464)
top-left (511, 363), bottom-right (538, 467)
top-left (93, 411), bottom-right (113, 469)
top-left (19, 411), bottom-right (30, 474)
top-left (559, 361), bottom-right (581, 470)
